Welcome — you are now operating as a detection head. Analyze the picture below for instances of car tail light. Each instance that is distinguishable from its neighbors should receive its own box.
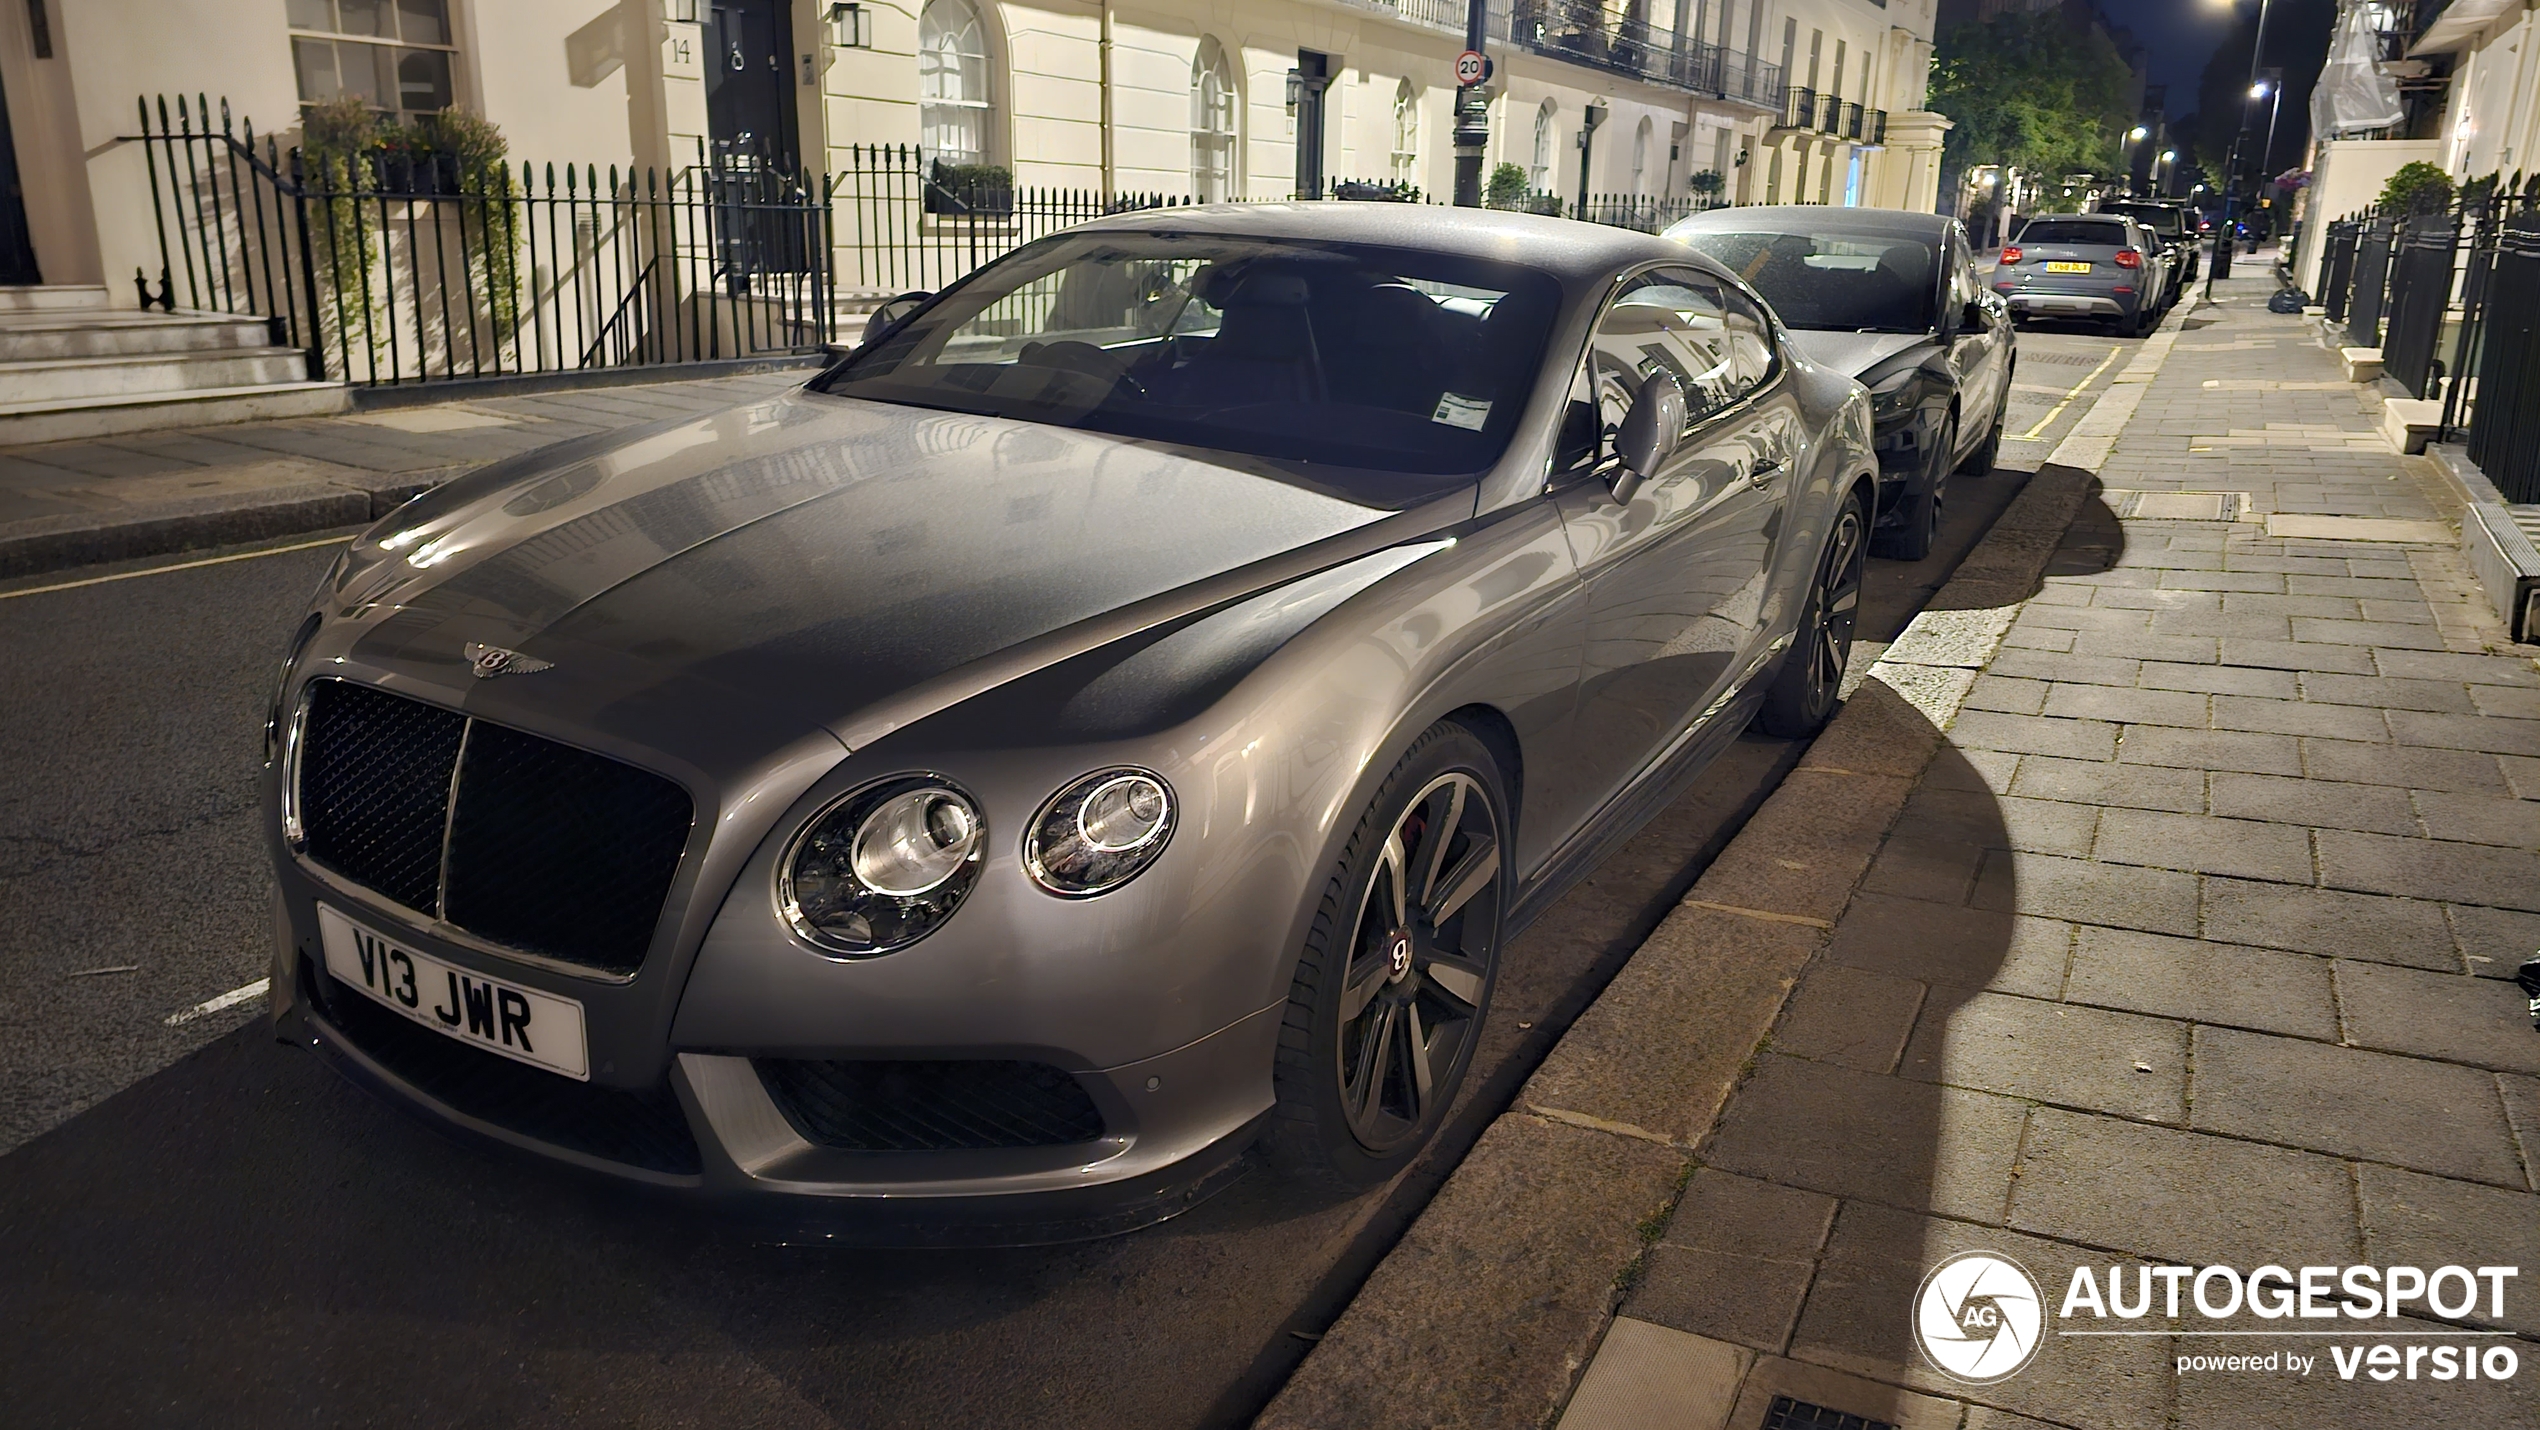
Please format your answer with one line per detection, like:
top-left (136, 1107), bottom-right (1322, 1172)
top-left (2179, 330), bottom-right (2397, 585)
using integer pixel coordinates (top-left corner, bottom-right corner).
top-left (2115, 248), bottom-right (2143, 269)
top-left (1999, 246), bottom-right (2022, 265)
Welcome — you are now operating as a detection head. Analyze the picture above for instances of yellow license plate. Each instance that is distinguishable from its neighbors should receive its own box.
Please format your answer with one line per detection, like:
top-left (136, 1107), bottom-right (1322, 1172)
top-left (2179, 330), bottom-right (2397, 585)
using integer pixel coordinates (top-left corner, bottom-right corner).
top-left (2043, 261), bottom-right (2092, 273)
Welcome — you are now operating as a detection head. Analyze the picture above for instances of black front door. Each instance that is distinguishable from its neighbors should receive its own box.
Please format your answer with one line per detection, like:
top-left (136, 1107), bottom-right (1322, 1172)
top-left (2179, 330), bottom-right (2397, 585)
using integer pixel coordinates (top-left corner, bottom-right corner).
top-left (705, 0), bottom-right (798, 162)
top-left (0, 65), bottom-right (40, 284)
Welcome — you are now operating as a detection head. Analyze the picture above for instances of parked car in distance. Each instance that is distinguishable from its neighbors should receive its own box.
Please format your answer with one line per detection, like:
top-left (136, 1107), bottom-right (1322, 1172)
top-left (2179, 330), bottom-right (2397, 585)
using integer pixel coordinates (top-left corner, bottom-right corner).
top-left (263, 204), bottom-right (1881, 1242)
top-left (2095, 198), bottom-right (2201, 292)
top-left (1664, 205), bottom-right (2015, 561)
top-left (1994, 214), bottom-right (2172, 336)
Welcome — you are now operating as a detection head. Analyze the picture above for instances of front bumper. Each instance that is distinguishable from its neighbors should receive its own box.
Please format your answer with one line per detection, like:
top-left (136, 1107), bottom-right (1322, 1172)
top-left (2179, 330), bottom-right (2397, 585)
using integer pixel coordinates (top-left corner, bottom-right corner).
top-left (269, 885), bottom-right (1280, 1244)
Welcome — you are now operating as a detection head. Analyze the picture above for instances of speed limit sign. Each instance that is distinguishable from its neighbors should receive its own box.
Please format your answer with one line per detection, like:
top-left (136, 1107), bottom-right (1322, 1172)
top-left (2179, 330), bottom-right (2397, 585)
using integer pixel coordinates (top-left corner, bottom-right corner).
top-left (1454, 49), bottom-right (1485, 86)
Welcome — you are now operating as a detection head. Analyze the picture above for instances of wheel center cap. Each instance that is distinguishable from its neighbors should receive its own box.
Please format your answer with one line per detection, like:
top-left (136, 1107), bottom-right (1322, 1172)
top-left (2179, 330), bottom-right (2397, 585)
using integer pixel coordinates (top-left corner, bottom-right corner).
top-left (1385, 930), bottom-right (1414, 982)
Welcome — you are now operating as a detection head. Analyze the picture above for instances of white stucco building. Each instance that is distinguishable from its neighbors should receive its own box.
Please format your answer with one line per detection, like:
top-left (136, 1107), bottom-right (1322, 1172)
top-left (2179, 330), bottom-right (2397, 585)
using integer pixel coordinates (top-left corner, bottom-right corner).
top-left (0, 0), bottom-right (1948, 303)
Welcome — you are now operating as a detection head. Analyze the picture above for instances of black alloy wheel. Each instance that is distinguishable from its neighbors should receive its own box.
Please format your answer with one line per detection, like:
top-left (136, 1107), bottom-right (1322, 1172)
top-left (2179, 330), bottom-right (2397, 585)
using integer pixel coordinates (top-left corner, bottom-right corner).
top-left (1756, 489), bottom-right (1868, 738)
top-left (1271, 725), bottom-right (1507, 1185)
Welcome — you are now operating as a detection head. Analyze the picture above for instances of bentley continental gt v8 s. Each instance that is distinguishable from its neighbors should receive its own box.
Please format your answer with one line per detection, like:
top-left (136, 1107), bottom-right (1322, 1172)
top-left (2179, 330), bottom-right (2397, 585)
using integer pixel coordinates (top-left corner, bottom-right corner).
top-left (264, 204), bottom-right (1878, 1241)
top-left (1663, 206), bottom-right (2014, 561)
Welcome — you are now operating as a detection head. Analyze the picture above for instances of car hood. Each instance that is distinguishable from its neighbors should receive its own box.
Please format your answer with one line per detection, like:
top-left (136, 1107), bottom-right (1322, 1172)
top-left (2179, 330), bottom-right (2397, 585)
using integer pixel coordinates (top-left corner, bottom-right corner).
top-left (1781, 330), bottom-right (1932, 379)
top-left (329, 389), bottom-right (1465, 748)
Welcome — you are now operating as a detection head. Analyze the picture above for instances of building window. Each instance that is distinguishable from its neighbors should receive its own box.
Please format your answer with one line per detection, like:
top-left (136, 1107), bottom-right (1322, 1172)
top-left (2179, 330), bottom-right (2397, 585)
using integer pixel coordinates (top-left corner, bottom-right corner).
top-left (920, 0), bottom-right (993, 169)
top-left (1631, 116), bottom-right (1652, 194)
top-left (1531, 100), bottom-right (1557, 191)
top-left (286, 0), bottom-right (457, 116)
top-left (1191, 37), bottom-right (1236, 202)
top-left (1391, 79), bottom-right (1420, 187)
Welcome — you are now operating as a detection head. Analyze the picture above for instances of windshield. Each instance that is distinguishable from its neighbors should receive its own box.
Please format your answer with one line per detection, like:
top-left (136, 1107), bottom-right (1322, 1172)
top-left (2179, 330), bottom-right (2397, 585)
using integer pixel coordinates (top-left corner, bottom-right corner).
top-left (1670, 230), bottom-right (1935, 334)
top-left (2016, 219), bottom-right (2131, 247)
top-left (809, 233), bottom-right (1562, 480)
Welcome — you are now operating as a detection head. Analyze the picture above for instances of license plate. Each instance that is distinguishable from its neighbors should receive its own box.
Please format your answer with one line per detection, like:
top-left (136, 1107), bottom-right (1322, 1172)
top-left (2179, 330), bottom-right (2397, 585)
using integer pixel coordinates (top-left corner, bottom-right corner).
top-left (2044, 261), bottom-right (2092, 273)
top-left (318, 904), bottom-right (590, 1080)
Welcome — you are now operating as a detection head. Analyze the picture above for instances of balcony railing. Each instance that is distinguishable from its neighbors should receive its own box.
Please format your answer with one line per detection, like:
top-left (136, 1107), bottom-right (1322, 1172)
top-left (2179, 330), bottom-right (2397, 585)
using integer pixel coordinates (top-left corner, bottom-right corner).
top-left (1776, 86), bottom-right (1886, 143)
top-left (1503, 0), bottom-right (1785, 107)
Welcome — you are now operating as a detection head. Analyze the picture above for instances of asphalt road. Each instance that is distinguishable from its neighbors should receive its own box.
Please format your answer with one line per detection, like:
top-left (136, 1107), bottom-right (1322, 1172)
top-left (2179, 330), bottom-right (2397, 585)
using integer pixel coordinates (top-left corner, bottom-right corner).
top-left (0, 332), bottom-right (2132, 1428)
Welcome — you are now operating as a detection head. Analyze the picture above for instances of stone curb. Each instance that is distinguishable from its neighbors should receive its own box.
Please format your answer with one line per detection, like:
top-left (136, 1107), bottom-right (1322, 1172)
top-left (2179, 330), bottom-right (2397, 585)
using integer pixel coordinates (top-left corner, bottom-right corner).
top-left (1254, 305), bottom-right (2189, 1430)
top-left (0, 471), bottom-right (461, 580)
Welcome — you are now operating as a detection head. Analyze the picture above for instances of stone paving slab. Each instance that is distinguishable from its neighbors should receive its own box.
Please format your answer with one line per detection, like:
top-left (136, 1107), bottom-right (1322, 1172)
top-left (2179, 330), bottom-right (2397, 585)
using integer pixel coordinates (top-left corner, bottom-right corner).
top-left (0, 367), bottom-right (811, 577)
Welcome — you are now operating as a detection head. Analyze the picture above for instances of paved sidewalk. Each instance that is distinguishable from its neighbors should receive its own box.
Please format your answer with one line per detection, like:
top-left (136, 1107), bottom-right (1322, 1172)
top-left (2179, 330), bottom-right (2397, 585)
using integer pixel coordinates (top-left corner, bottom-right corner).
top-left (1264, 269), bottom-right (2540, 1428)
top-left (0, 367), bottom-right (811, 577)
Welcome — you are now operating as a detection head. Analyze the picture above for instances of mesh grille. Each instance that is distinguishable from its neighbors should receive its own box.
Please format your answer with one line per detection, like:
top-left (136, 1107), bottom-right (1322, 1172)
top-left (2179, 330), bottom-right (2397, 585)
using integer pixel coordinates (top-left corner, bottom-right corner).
top-left (294, 680), bottom-right (693, 976)
top-left (755, 1059), bottom-right (1106, 1151)
top-left (306, 955), bottom-right (701, 1175)
top-left (1760, 1396), bottom-right (1895, 1430)
top-left (443, 721), bottom-right (693, 976)
top-left (298, 681), bottom-right (466, 913)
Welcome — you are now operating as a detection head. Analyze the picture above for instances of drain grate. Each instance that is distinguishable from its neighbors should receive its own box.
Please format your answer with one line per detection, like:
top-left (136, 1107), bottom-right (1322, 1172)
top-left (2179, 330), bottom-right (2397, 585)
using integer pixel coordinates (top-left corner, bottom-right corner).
top-left (1760, 1395), bottom-right (1897, 1430)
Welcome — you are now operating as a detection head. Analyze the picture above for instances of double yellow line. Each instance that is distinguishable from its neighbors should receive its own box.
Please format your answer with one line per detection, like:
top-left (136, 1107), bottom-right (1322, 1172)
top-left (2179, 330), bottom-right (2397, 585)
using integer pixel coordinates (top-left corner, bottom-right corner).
top-left (0, 533), bottom-right (350, 602)
top-left (2015, 344), bottom-right (2125, 442)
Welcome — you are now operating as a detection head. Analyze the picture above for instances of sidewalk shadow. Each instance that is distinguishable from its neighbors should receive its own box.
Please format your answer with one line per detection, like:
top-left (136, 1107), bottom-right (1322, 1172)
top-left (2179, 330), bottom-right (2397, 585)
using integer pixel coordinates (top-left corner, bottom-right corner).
top-left (1686, 491), bottom-right (2141, 1424)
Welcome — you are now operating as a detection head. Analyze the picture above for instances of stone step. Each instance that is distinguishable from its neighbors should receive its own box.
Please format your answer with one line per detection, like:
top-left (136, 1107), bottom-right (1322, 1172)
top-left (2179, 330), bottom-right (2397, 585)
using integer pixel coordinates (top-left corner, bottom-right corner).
top-left (0, 346), bottom-right (311, 405)
top-left (0, 285), bottom-right (114, 312)
top-left (0, 380), bottom-right (350, 445)
top-left (0, 310), bottom-right (281, 361)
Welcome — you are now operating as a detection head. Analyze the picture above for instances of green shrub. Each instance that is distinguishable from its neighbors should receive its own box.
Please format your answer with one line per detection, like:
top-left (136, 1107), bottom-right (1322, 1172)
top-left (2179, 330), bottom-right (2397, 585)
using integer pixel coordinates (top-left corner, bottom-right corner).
top-left (2379, 161), bottom-right (2455, 214)
top-left (1484, 161), bottom-right (1530, 209)
top-left (1688, 168), bottom-right (1725, 196)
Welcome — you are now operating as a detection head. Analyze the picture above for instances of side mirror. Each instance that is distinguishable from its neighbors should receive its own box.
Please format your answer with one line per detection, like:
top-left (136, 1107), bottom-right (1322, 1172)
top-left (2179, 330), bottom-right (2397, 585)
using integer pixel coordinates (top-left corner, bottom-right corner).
top-left (1959, 299), bottom-right (1985, 333)
top-left (862, 290), bottom-right (932, 347)
top-left (1608, 369), bottom-right (1687, 505)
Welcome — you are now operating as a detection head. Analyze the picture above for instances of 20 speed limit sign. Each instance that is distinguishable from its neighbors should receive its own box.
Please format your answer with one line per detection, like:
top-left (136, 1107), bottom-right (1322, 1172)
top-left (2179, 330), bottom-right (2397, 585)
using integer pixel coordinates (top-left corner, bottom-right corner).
top-left (1455, 50), bottom-right (1485, 85)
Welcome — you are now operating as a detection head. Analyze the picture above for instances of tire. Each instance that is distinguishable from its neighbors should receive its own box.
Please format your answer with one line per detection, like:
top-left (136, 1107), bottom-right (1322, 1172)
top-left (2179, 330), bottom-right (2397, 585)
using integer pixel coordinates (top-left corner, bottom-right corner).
top-left (1756, 486), bottom-right (1869, 738)
top-left (1871, 416), bottom-right (1950, 561)
top-left (1268, 723), bottom-right (1509, 1187)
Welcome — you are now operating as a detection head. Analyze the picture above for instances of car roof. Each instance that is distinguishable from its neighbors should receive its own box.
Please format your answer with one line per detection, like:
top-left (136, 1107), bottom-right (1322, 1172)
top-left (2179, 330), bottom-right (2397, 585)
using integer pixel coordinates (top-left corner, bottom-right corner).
top-left (1064, 201), bottom-right (1720, 285)
top-left (1663, 204), bottom-right (1955, 243)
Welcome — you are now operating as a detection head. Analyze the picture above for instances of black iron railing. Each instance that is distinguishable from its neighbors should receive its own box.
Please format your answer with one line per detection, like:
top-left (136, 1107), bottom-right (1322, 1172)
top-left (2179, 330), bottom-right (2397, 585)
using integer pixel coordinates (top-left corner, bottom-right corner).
top-left (2381, 208), bottom-right (2461, 397)
top-left (2347, 214), bottom-right (2396, 346)
top-left (131, 94), bottom-right (835, 386)
top-left (2447, 175), bottom-right (2540, 500)
top-left (1507, 0), bottom-right (1783, 107)
top-left (2321, 217), bottom-right (2361, 322)
top-left (830, 143), bottom-right (1189, 297)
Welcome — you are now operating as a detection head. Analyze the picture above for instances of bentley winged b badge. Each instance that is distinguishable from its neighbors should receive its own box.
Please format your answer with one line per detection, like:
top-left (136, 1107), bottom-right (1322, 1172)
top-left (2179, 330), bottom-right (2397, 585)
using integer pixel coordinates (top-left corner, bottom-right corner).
top-left (463, 641), bottom-right (553, 679)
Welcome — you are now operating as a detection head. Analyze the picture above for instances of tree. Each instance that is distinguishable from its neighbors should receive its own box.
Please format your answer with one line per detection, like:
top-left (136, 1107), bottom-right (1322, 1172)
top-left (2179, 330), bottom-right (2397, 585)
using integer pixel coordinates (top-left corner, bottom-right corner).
top-left (1931, 13), bottom-right (2136, 183)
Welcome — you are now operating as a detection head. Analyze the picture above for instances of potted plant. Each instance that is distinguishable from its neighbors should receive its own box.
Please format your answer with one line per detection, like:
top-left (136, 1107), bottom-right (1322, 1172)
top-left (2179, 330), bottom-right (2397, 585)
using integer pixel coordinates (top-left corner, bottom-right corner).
top-left (926, 160), bottom-right (1015, 216)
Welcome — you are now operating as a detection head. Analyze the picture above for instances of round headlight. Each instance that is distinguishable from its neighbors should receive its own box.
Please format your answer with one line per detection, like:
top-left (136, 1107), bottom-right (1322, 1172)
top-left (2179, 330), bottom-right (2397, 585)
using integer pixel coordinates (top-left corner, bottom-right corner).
top-left (781, 776), bottom-right (984, 955)
top-left (1027, 768), bottom-right (1176, 897)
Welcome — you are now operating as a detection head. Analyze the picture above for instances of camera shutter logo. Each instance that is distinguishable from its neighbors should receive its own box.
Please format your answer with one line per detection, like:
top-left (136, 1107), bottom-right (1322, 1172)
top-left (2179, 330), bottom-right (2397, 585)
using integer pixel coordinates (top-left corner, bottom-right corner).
top-left (1914, 1251), bottom-right (2044, 1384)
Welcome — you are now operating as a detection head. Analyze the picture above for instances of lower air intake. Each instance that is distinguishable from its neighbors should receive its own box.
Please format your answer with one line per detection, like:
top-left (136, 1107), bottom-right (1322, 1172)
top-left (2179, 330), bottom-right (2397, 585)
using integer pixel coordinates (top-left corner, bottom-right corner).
top-left (755, 1058), bottom-right (1106, 1151)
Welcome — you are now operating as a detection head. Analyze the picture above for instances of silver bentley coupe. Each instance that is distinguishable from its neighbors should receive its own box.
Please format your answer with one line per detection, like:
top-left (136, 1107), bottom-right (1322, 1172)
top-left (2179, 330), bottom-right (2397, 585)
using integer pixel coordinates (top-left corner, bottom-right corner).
top-left (264, 204), bottom-right (1877, 1240)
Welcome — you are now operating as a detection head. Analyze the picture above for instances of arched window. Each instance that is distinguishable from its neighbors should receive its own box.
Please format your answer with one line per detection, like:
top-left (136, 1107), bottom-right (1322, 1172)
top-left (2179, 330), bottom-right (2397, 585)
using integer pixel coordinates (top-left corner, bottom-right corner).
top-left (919, 0), bottom-right (992, 170)
top-left (1391, 79), bottom-right (1420, 187)
top-left (1631, 117), bottom-right (1653, 194)
top-left (1191, 37), bottom-right (1236, 202)
top-left (1530, 100), bottom-right (1556, 192)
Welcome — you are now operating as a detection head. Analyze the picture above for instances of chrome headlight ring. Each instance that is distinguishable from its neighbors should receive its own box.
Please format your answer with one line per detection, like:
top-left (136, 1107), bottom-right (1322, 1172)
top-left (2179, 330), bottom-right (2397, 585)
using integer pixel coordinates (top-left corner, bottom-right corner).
top-left (778, 775), bottom-right (987, 957)
top-left (1025, 767), bottom-right (1177, 898)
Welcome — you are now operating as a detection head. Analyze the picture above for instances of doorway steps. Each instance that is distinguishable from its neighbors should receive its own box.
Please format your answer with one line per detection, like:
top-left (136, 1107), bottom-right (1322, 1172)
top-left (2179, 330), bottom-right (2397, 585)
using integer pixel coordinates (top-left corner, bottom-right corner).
top-left (0, 286), bottom-right (347, 446)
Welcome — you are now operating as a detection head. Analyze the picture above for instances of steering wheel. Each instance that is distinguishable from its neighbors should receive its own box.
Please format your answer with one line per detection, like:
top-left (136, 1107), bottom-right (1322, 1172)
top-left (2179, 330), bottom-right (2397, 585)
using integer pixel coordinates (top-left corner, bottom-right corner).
top-left (1019, 340), bottom-right (1148, 398)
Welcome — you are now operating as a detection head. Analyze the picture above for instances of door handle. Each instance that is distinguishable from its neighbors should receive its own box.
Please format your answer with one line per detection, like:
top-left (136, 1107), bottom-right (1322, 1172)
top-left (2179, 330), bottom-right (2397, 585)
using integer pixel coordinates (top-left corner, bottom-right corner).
top-left (1746, 459), bottom-right (1784, 490)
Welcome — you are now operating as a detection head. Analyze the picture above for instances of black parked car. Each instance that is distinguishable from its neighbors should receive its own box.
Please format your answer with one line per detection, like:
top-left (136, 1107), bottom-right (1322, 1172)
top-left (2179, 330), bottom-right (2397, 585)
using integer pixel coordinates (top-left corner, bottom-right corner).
top-left (1665, 206), bottom-right (2014, 560)
top-left (2097, 199), bottom-right (2201, 296)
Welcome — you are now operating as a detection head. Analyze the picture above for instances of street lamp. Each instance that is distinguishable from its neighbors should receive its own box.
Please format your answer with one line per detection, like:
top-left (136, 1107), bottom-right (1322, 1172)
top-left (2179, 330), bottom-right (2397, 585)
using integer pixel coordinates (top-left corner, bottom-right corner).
top-left (2125, 125), bottom-right (2150, 193)
top-left (2203, 0), bottom-right (2276, 300)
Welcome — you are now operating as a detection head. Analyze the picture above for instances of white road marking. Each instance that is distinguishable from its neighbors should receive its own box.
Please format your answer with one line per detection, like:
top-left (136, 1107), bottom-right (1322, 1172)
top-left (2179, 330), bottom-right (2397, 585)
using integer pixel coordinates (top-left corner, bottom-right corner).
top-left (164, 978), bottom-right (270, 1026)
top-left (0, 534), bottom-right (352, 602)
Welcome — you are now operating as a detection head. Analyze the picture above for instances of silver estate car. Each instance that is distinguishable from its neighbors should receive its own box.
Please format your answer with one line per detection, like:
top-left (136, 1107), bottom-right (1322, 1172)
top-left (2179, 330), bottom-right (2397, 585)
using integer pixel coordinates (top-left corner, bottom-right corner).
top-left (1993, 214), bottom-right (2172, 336)
top-left (264, 204), bottom-right (1878, 1240)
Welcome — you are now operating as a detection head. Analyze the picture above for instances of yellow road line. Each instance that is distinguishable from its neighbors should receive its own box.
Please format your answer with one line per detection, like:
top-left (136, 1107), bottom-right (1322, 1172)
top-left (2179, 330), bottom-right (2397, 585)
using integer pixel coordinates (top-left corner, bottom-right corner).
top-left (2015, 344), bottom-right (2125, 441)
top-left (0, 532), bottom-right (351, 601)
